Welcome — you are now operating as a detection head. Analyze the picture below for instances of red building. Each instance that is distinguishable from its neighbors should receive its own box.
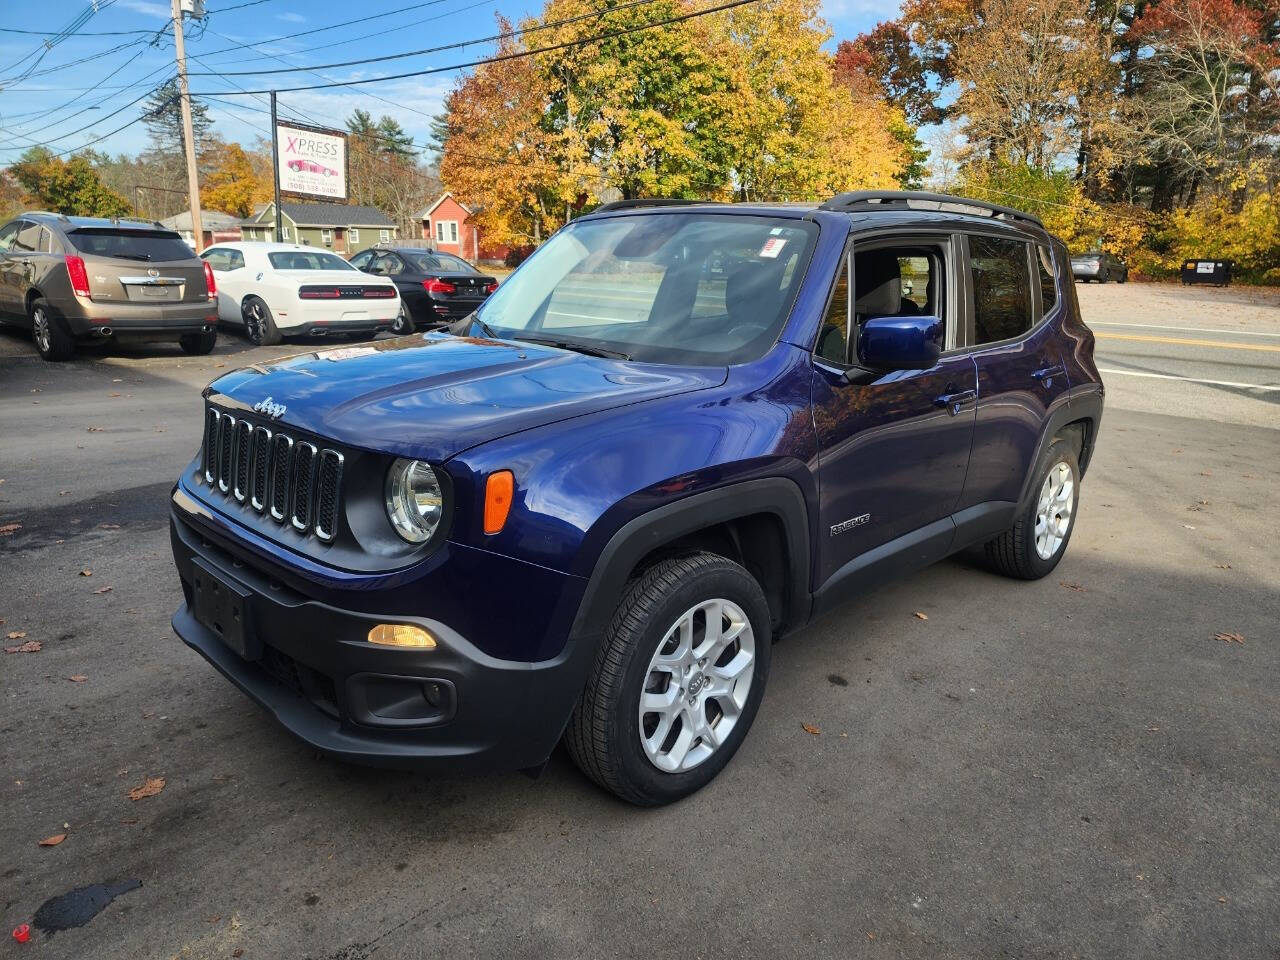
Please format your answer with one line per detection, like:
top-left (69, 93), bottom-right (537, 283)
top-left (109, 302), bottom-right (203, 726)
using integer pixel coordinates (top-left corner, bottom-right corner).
top-left (415, 193), bottom-right (511, 264)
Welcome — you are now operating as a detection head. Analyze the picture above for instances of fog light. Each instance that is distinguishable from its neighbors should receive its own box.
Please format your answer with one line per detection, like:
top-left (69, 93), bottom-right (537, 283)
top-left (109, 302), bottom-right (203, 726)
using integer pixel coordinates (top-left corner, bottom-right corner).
top-left (368, 624), bottom-right (436, 649)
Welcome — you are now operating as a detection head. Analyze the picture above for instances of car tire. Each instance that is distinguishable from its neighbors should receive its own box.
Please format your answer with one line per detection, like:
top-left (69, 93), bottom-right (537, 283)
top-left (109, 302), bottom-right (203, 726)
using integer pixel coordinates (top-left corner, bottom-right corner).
top-left (1119, 270), bottom-right (1128, 283)
top-left (565, 551), bottom-right (772, 806)
top-left (984, 437), bottom-right (1081, 580)
top-left (243, 297), bottom-right (281, 346)
top-left (31, 298), bottom-right (75, 362)
top-left (391, 303), bottom-right (415, 336)
top-left (179, 328), bottom-right (217, 355)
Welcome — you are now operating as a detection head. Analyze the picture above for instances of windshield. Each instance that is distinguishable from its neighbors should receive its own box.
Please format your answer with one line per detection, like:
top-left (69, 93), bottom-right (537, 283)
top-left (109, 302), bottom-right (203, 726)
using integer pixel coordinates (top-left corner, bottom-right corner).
top-left (475, 213), bottom-right (818, 365)
top-left (268, 251), bottom-right (356, 271)
top-left (67, 229), bottom-right (193, 262)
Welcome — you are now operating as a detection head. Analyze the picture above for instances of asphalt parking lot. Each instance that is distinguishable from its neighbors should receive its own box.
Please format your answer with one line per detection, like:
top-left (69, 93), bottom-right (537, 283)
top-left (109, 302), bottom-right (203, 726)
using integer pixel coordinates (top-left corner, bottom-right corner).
top-left (1, 282), bottom-right (1277, 959)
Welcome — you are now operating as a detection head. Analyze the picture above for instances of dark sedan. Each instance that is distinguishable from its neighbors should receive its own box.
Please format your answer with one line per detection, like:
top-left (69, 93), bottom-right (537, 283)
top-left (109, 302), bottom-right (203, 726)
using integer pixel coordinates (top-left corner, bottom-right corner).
top-left (1071, 250), bottom-right (1128, 283)
top-left (349, 247), bottom-right (497, 333)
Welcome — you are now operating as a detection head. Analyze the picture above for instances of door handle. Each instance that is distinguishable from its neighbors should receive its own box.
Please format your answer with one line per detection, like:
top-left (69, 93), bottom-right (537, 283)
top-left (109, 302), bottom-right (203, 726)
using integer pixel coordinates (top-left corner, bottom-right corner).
top-left (934, 389), bottom-right (976, 415)
top-left (1033, 364), bottom-right (1065, 388)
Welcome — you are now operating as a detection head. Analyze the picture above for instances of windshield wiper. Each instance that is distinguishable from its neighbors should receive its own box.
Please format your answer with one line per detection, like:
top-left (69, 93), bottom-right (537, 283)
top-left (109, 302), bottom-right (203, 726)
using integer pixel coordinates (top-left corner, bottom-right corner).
top-left (116, 253), bottom-right (152, 261)
top-left (512, 335), bottom-right (632, 361)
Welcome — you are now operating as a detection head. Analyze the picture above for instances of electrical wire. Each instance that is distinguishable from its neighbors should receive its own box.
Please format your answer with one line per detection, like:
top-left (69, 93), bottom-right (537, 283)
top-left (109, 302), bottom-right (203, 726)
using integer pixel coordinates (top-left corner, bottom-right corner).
top-left (188, 0), bottom-right (670, 77)
top-left (0, 77), bottom-right (175, 153)
top-left (0, 0), bottom-right (120, 84)
top-left (190, 0), bottom-right (761, 94)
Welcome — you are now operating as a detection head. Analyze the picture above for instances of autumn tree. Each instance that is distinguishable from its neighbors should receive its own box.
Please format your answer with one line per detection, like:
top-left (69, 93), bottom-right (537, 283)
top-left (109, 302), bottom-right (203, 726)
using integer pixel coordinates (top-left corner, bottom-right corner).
top-left (345, 110), bottom-right (441, 234)
top-left (200, 142), bottom-right (270, 218)
top-left (833, 21), bottom-right (941, 125)
top-left (438, 19), bottom-right (579, 245)
top-left (10, 148), bottom-right (132, 217)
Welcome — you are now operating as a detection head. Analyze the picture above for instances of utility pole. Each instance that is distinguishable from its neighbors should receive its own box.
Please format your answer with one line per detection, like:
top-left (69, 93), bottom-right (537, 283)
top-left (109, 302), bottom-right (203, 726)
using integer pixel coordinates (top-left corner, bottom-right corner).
top-left (270, 92), bottom-right (282, 243)
top-left (171, 0), bottom-right (204, 252)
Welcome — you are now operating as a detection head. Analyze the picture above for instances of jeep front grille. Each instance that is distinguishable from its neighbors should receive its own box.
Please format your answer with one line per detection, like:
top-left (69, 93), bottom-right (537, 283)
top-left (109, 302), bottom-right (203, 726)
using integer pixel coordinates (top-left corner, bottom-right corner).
top-left (200, 407), bottom-right (344, 543)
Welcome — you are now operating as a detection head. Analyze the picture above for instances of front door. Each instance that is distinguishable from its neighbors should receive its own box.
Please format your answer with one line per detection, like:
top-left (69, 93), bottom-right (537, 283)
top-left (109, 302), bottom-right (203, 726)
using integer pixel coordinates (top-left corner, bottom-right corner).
top-left (0, 220), bottom-right (31, 317)
top-left (811, 236), bottom-right (978, 588)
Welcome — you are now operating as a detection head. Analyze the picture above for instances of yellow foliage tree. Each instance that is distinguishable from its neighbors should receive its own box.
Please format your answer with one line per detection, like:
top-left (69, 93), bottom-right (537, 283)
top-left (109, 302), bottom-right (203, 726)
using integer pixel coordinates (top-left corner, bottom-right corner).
top-left (200, 143), bottom-right (270, 218)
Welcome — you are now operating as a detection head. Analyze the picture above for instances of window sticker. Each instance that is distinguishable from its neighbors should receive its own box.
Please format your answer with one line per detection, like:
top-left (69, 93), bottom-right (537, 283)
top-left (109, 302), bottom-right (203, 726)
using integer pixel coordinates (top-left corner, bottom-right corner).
top-left (759, 237), bottom-right (787, 259)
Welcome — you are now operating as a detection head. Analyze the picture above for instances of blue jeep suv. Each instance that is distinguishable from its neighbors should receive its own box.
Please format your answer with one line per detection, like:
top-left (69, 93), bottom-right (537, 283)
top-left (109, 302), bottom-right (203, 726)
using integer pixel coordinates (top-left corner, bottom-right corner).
top-left (170, 191), bottom-right (1103, 805)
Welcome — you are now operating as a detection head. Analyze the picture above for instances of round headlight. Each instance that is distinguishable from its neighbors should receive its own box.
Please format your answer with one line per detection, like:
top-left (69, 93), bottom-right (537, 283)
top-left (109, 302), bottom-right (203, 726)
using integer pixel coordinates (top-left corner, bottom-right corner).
top-left (385, 459), bottom-right (444, 543)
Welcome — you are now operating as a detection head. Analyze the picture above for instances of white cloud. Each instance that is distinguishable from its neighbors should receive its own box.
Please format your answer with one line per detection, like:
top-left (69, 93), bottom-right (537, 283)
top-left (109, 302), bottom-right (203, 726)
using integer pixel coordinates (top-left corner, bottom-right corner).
top-left (115, 0), bottom-right (171, 16)
top-left (275, 11), bottom-right (306, 23)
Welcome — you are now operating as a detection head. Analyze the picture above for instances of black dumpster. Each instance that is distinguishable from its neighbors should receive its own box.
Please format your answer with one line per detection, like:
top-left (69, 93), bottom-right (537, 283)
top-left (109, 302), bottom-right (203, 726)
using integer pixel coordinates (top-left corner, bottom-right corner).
top-left (1180, 259), bottom-right (1232, 286)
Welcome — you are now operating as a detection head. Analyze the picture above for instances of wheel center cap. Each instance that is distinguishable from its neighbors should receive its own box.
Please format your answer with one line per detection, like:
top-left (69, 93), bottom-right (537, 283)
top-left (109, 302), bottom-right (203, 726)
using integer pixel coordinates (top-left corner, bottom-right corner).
top-left (687, 673), bottom-right (709, 699)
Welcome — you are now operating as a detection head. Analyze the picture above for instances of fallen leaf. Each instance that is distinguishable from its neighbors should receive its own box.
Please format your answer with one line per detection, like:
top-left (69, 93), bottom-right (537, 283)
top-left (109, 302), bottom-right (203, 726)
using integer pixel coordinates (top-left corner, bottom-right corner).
top-left (68, 675), bottom-right (88, 683)
top-left (120, 817), bottom-right (139, 825)
top-left (1214, 563), bottom-right (1232, 569)
top-left (1218, 897), bottom-right (1227, 903)
top-left (86, 426), bottom-right (104, 433)
top-left (98, 523), bottom-right (121, 530)
top-left (0, 523), bottom-right (20, 536)
top-left (1060, 581), bottom-right (1086, 592)
top-left (1182, 524), bottom-right (1196, 530)
top-left (5, 640), bottom-right (40, 654)
top-left (38, 833), bottom-right (66, 847)
top-left (109, 392), bottom-right (121, 398)
top-left (206, 915), bottom-right (221, 923)
top-left (233, 950), bottom-right (244, 958)
top-left (1147, 726), bottom-right (1160, 732)
top-left (93, 586), bottom-right (113, 594)
top-left (1214, 632), bottom-right (1245, 645)
top-left (913, 611), bottom-right (928, 620)
top-left (79, 569), bottom-right (92, 577)
top-left (801, 723), bottom-right (821, 735)
top-left (7, 630), bottom-right (27, 639)
top-left (128, 776), bottom-right (166, 801)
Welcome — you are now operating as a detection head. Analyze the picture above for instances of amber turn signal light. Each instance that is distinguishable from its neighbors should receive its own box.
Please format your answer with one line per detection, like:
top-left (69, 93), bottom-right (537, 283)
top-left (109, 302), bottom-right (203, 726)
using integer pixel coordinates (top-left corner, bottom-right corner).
top-left (484, 470), bottom-right (514, 535)
top-left (367, 624), bottom-right (436, 649)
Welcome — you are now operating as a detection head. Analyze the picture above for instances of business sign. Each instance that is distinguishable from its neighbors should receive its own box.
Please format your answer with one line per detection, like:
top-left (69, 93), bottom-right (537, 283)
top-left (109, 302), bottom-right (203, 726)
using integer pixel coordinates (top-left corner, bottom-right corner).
top-left (276, 122), bottom-right (347, 200)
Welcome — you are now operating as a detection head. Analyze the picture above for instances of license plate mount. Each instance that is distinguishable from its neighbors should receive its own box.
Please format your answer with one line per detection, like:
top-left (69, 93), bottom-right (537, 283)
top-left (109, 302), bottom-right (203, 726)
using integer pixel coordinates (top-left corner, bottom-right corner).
top-left (191, 558), bottom-right (261, 660)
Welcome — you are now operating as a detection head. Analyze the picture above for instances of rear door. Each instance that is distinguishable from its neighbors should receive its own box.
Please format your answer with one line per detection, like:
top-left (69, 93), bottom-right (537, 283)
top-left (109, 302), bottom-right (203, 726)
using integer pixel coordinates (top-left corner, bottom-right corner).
top-left (66, 228), bottom-right (208, 306)
top-left (956, 233), bottom-right (1070, 513)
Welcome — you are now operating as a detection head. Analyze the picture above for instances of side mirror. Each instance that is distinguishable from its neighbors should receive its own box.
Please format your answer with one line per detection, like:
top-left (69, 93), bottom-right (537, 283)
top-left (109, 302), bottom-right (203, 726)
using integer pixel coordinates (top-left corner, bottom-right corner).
top-left (858, 315), bottom-right (943, 371)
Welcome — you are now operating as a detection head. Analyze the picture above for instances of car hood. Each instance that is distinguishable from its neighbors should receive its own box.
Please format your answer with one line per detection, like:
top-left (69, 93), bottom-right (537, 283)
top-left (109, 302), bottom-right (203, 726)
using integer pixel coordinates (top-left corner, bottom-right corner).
top-left (205, 333), bottom-right (728, 461)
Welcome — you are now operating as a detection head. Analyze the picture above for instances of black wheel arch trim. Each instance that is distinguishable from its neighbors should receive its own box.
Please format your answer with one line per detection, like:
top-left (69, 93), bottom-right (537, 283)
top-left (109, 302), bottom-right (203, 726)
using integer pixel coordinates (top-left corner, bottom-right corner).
top-left (568, 477), bottom-right (812, 649)
top-left (1015, 386), bottom-right (1103, 514)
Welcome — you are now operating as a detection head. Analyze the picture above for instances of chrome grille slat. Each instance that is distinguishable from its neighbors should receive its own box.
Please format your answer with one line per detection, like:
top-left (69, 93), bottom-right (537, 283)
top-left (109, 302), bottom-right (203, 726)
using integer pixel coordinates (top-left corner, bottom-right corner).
top-left (291, 442), bottom-right (318, 532)
top-left (199, 405), bottom-right (343, 543)
top-left (232, 420), bottom-right (252, 503)
top-left (249, 425), bottom-right (272, 512)
top-left (315, 450), bottom-right (343, 543)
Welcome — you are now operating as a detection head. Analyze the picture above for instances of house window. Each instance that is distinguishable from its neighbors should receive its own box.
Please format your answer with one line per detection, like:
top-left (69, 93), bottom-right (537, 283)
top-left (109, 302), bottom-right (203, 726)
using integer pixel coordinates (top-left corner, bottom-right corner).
top-left (379, 229), bottom-right (390, 243)
top-left (321, 228), bottom-right (333, 247)
top-left (281, 224), bottom-right (291, 240)
top-left (434, 220), bottom-right (458, 244)
top-left (350, 228), bottom-right (359, 244)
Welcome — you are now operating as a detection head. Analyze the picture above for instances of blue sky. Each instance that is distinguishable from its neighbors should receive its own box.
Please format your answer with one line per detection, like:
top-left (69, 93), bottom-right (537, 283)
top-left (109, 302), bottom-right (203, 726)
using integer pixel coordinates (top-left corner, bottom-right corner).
top-left (0, 0), bottom-right (900, 163)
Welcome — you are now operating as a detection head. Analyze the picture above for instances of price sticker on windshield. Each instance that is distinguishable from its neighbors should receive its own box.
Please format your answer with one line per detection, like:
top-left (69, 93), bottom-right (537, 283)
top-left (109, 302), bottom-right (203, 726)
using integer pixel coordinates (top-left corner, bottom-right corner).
top-left (759, 237), bottom-right (788, 259)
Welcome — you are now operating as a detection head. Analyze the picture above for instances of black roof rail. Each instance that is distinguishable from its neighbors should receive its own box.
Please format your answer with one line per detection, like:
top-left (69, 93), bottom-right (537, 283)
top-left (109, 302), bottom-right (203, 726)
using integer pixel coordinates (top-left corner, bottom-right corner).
top-left (593, 197), bottom-right (717, 213)
top-left (819, 190), bottom-right (1043, 228)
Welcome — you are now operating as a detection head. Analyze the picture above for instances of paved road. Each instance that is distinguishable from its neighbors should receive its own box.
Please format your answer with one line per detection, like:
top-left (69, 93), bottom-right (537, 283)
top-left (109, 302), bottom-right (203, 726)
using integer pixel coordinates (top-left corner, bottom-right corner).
top-left (1, 285), bottom-right (1278, 959)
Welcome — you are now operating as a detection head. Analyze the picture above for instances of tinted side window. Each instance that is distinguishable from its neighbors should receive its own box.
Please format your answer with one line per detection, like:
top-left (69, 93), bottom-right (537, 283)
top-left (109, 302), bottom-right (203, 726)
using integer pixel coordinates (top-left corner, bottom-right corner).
top-left (202, 248), bottom-right (231, 271)
top-left (13, 222), bottom-right (41, 253)
top-left (349, 250), bottom-right (373, 270)
top-left (227, 249), bottom-right (245, 270)
top-left (1036, 245), bottom-right (1057, 315)
top-left (0, 222), bottom-right (20, 251)
top-left (39, 228), bottom-right (58, 253)
top-left (814, 255), bottom-right (850, 365)
top-left (970, 235), bottom-right (1033, 344)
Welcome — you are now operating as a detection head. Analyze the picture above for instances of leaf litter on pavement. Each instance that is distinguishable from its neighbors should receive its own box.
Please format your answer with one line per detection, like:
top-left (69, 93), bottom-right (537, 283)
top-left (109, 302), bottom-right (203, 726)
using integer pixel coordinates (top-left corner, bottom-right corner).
top-left (128, 777), bottom-right (166, 801)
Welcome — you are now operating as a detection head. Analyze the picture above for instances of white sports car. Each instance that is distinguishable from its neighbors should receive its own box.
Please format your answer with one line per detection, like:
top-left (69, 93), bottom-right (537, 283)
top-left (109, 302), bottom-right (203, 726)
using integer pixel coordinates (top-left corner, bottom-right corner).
top-left (199, 242), bottom-right (401, 345)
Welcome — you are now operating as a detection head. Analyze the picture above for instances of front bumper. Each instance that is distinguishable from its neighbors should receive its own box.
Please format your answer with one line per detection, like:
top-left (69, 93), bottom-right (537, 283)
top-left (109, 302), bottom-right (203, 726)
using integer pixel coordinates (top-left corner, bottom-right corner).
top-left (170, 510), bottom-right (592, 772)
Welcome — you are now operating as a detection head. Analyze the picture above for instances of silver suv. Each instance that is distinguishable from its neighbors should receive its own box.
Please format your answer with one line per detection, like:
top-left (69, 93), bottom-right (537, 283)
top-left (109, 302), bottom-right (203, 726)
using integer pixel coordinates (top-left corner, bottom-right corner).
top-left (0, 212), bottom-right (219, 361)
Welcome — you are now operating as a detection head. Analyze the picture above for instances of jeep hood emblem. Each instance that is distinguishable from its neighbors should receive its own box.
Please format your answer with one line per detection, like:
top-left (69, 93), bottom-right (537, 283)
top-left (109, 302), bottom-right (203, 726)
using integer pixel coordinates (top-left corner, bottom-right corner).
top-left (253, 397), bottom-right (287, 420)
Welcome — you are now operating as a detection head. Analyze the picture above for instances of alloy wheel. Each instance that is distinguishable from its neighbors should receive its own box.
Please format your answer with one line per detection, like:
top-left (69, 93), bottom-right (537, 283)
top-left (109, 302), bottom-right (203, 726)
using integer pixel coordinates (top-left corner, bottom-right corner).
top-left (246, 302), bottom-right (265, 344)
top-left (32, 308), bottom-right (50, 354)
top-left (638, 598), bottom-right (755, 773)
top-left (392, 305), bottom-right (411, 335)
top-left (1034, 461), bottom-right (1075, 560)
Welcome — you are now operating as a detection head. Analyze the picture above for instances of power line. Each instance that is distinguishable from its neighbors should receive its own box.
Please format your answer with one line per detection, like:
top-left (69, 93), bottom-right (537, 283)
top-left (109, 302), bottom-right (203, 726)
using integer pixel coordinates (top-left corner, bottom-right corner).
top-left (188, 0), bottom-right (673, 76)
top-left (0, 77), bottom-right (175, 153)
top-left (190, 0), bottom-right (761, 95)
top-left (0, 0), bottom-right (120, 84)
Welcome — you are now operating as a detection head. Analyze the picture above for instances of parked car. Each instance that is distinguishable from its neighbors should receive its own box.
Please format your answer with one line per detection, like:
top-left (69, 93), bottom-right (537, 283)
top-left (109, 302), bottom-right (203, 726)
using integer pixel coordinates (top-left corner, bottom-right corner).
top-left (349, 246), bottom-right (497, 334)
top-left (0, 212), bottom-right (218, 361)
top-left (170, 191), bottom-right (1103, 805)
top-left (1070, 250), bottom-right (1127, 283)
top-left (200, 242), bottom-right (400, 345)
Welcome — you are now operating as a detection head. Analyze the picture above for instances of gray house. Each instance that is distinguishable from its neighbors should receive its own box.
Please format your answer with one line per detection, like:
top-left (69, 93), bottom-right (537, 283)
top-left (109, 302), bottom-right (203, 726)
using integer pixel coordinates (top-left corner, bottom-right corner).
top-left (239, 202), bottom-right (399, 255)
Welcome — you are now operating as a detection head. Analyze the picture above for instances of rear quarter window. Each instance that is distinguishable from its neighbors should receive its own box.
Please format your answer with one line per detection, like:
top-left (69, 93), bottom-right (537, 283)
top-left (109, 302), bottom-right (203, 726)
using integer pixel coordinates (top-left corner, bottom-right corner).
top-left (970, 234), bottom-right (1033, 345)
top-left (67, 229), bottom-right (194, 262)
